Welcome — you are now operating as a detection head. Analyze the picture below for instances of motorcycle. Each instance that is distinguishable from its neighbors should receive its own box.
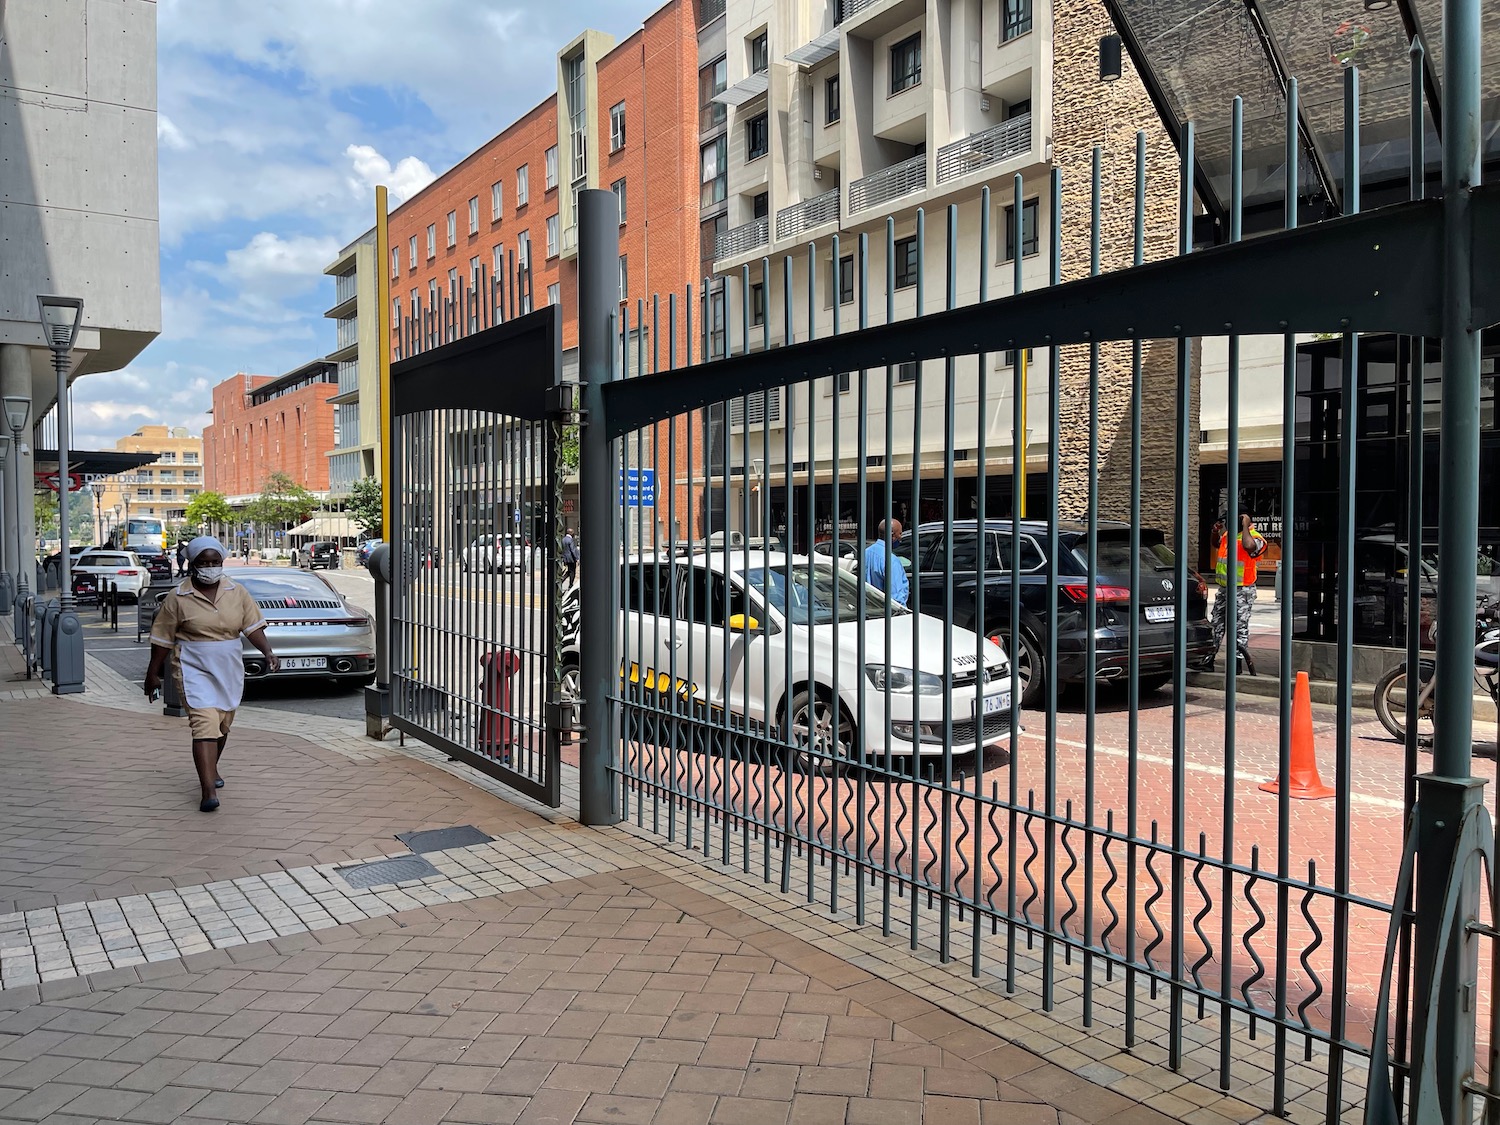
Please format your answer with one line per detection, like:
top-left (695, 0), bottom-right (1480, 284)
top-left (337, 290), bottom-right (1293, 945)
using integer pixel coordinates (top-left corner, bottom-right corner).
top-left (1373, 595), bottom-right (1500, 743)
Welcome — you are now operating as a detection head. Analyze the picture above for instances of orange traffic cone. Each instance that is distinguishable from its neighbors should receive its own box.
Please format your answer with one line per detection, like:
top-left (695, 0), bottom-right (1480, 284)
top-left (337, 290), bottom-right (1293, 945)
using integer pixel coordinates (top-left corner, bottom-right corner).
top-left (1259, 672), bottom-right (1335, 800)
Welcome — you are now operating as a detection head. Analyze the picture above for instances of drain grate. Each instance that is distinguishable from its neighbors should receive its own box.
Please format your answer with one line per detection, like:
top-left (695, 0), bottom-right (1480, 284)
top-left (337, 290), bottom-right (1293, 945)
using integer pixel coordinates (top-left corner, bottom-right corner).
top-left (336, 854), bottom-right (440, 889)
top-left (396, 825), bottom-right (493, 854)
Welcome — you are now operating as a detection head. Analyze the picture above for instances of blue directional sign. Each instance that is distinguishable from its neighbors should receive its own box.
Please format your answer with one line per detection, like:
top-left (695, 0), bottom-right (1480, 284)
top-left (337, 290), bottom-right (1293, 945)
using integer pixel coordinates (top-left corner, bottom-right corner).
top-left (619, 468), bottom-right (657, 507)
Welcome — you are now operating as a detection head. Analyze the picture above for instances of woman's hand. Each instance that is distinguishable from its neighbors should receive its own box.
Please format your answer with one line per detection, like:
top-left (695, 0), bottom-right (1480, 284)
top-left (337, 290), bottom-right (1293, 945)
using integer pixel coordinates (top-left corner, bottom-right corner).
top-left (143, 671), bottom-right (160, 698)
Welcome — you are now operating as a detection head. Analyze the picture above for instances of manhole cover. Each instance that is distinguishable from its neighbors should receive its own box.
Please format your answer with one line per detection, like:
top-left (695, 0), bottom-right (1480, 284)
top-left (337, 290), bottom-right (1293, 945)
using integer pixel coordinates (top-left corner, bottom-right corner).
top-left (336, 855), bottom-right (440, 889)
top-left (396, 825), bottom-right (493, 853)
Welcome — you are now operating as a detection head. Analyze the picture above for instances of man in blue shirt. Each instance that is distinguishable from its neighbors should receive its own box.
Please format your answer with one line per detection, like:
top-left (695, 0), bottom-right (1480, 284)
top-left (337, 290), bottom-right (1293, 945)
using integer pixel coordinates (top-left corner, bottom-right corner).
top-left (863, 519), bottom-right (909, 607)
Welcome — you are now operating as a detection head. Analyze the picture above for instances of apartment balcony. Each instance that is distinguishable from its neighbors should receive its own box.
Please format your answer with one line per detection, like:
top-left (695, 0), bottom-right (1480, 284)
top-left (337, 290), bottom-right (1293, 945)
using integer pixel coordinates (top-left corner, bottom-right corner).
top-left (699, 0), bottom-right (725, 26)
top-left (935, 113), bottom-right (1032, 184)
top-left (775, 190), bottom-right (839, 241)
top-left (848, 153), bottom-right (926, 213)
top-left (715, 217), bottom-right (769, 261)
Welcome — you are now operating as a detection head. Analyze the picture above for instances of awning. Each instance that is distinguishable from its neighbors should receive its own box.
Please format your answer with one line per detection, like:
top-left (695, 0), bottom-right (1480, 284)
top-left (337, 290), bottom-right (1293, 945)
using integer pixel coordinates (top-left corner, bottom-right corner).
top-left (786, 28), bottom-right (839, 69)
top-left (287, 515), bottom-right (363, 540)
top-left (713, 72), bottom-right (769, 107)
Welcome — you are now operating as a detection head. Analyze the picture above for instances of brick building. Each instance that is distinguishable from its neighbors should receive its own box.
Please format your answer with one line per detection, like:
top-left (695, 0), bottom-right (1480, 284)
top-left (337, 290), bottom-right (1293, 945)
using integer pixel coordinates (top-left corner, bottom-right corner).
top-left (203, 361), bottom-right (339, 504)
top-left (384, 0), bottom-right (706, 541)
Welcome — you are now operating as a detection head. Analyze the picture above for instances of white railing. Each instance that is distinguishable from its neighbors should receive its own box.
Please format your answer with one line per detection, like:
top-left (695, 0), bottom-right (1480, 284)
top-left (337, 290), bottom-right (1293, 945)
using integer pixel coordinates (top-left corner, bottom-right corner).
top-left (715, 217), bottom-right (770, 260)
top-left (729, 388), bottom-right (782, 428)
top-left (775, 189), bottom-right (840, 240)
top-left (935, 113), bottom-right (1032, 184)
top-left (848, 153), bottom-right (926, 212)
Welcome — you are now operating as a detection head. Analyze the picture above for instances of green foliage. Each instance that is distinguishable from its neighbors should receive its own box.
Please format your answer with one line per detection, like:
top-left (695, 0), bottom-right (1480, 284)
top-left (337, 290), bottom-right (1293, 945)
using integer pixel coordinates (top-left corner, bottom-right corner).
top-left (33, 486), bottom-right (94, 542)
top-left (347, 476), bottom-right (384, 538)
top-left (184, 490), bottom-right (234, 528)
top-left (242, 471), bottom-right (317, 529)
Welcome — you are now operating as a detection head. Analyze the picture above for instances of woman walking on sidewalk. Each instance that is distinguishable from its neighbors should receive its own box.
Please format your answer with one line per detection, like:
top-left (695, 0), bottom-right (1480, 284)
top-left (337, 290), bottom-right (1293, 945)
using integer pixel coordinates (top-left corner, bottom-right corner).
top-left (143, 537), bottom-right (278, 812)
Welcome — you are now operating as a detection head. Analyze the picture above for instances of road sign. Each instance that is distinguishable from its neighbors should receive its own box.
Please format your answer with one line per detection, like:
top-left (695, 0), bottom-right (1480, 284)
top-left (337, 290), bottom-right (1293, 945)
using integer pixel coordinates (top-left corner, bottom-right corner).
top-left (619, 468), bottom-right (656, 508)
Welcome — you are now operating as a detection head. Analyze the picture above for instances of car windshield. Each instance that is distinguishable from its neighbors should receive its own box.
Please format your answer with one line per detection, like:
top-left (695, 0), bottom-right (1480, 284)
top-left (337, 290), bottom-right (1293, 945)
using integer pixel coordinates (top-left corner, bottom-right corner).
top-left (1077, 532), bottom-right (1175, 574)
top-left (235, 572), bottom-right (336, 599)
top-left (740, 562), bottom-right (903, 625)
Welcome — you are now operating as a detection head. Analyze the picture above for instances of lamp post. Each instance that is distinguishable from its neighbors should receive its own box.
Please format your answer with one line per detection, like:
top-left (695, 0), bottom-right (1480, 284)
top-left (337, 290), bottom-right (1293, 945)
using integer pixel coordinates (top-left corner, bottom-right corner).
top-left (37, 295), bottom-right (85, 694)
top-left (3, 394), bottom-right (29, 604)
top-left (0, 432), bottom-right (11, 613)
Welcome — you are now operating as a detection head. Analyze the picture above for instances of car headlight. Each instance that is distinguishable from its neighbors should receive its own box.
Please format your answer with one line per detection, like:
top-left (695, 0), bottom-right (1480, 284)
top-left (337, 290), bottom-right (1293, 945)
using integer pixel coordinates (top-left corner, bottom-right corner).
top-left (865, 664), bottom-right (944, 694)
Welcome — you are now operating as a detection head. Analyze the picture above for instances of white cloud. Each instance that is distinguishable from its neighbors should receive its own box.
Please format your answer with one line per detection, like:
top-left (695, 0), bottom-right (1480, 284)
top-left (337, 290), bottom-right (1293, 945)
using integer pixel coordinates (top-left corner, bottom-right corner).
top-left (157, 115), bottom-right (190, 151)
top-left (346, 145), bottom-right (436, 206)
top-left (224, 232), bottom-right (342, 283)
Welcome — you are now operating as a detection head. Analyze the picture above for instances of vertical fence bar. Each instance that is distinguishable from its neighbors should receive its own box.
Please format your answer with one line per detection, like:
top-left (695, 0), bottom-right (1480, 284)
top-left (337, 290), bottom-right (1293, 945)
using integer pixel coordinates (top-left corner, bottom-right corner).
top-left (577, 189), bottom-right (622, 827)
top-left (973, 185), bottom-right (991, 981)
top-left (909, 209), bottom-right (925, 951)
top-left (1083, 145), bottom-right (1101, 1028)
top-left (1125, 129), bottom-right (1146, 1051)
top-left (1042, 167), bottom-right (1061, 1012)
top-left (1008, 172), bottom-right (1024, 994)
top-left (882, 218), bottom-right (897, 937)
top-left (940, 203), bottom-right (958, 965)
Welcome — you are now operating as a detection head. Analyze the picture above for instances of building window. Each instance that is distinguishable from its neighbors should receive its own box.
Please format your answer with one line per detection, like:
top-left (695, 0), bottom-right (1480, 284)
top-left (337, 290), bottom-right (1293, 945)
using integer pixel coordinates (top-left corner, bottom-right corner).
top-left (700, 56), bottom-right (728, 131)
top-left (701, 214), bottom-right (727, 265)
top-left (750, 31), bottom-right (768, 74)
top-left (700, 136), bottom-right (727, 206)
top-left (831, 254), bottom-right (854, 305)
top-left (547, 282), bottom-right (560, 307)
top-left (610, 102), bottom-right (627, 151)
top-left (825, 76), bottom-right (840, 124)
top-left (894, 236), bottom-right (918, 289)
top-left (517, 164), bottom-right (529, 207)
top-left (543, 146), bottom-right (558, 191)
top-left (185, 452), bottom-right (198, 464)
top-left (1003, 0), bottom-right (1033, 41)
top-left (470, 255), bottom-right (481, 284)
top-left (890, 33), bottom-right (921, 94)
top-left (448, 267), bottom-right (458, 295)
top-left (546, 215), bottom-right (559, 258)
top-left (409, 235), bottom-right (417, 268)
top-left (426, 224), bottom-right (436, 259)
top-left (446, 211), bottom-right (457, 247)
top-left (750, 282), bottom-right (765, 327)
top-left (1003, 198), bottom-right (1040, 260)
top-left (517, 231), bottom-right (531, 268)
top-left (393, 296), bottom-right (401, 326)
top-left (468, 197), bottom-right (479, 234)
top-left (612, 178), bottom-right (627, 225)
top-left (1007, 98), bottom-right (1031, 120)
top-left (491, 180), bottom-right (504, 219)
top-left (619, 254), bottom-right (628, 302)
top-left (746, 112), bottom-right (769, 160)
top-left (493, 245), bottom-right (504, 277)
top-left (752, 191), bottom-right (769, 219)
top-left (390, 246), bottom-right (400, 278)
top-left (896, 361), bottom-right (918, 383)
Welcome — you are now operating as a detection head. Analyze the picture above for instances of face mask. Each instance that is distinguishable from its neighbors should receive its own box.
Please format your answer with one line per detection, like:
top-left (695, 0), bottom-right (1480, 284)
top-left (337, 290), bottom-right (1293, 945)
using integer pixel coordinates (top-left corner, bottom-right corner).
top-left (194, 566), bottom-right (224, 585)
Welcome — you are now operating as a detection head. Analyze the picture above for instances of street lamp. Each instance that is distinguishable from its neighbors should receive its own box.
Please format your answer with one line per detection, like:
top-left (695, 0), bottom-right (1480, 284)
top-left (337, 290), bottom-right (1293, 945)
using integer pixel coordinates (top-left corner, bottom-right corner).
top-left (37, 295), bottom-right (85, 694)
top-left (0, 431), bottom-right (10, 613)
top-left (3, 394), bottom-right (30, 611)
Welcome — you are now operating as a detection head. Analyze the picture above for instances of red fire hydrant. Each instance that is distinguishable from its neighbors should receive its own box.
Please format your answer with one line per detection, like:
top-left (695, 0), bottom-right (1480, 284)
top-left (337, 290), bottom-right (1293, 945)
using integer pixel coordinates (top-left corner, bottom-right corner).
top-left (479, 648), bottom-right (524, 761)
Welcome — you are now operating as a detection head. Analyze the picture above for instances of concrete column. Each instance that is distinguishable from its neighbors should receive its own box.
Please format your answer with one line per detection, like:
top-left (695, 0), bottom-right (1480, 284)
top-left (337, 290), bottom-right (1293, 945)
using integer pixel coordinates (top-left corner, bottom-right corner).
top-left (0, 345), bottom-right (35, 589)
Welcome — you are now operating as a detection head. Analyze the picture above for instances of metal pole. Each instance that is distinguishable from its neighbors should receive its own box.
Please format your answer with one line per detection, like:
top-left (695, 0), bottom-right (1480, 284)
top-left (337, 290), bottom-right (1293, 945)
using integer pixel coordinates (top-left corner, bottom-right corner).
top-left (577, 188), bottom-right (622, 827)
top-left (49, 348), bottom-right (84, 693)
top-left (365, 542), bottom-right (392, 739)
top-left (1409, 0), bottom-right (1487, 1121)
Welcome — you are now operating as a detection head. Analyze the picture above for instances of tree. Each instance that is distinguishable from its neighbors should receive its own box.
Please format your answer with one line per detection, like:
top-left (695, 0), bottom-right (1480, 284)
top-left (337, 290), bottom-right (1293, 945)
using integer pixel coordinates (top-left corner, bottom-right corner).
top-left (33, 485), bottom-right (94, 544)
top-left (184, 490), bottom-right (233, 529)
top-left (242, 471), bottom-right (317, 531)
top-left (346, 476), bottom-right (384, 539)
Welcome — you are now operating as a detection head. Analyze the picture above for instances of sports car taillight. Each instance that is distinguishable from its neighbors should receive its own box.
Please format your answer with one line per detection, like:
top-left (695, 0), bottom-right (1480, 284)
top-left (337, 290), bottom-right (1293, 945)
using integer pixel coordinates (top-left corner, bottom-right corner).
top-left (117, 569), bottom-right (139, 576)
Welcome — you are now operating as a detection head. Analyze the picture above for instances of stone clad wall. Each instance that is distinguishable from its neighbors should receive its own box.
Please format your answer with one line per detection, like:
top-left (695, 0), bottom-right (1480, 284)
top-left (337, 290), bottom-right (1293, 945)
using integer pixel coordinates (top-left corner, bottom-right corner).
top-left (1049, 0), bottom-right (1202, 561)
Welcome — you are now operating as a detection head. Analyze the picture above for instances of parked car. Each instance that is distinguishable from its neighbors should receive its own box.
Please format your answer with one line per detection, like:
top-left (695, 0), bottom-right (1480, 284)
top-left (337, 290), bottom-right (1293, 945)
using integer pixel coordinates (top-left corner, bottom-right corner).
top-left (230, 568), bottom-right (375, 687)
top-left (72, 550), bottom-right (148, 601)
top-left (564, 551), bottom-right (1012, 769)
top-left (135, 550), bottom-right (174, 585)
top-left (299, 541), bottom-right (340, 570)
top-left (811, 538), bottom-right (861, 573)
top-left (357, 539), bottom-right (384, 568)
top-left (459, 534), bottom-right (527, 573)
top-left (899, 520), bottom-right (1215, 709)
top-left (42, 544), bottom-right (97, 582)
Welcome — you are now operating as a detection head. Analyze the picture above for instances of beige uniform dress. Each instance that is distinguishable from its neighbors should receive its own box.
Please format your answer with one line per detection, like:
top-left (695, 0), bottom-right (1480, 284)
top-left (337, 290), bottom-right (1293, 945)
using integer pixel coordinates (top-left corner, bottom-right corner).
top-left (149, 577), bottom-right (266, 740)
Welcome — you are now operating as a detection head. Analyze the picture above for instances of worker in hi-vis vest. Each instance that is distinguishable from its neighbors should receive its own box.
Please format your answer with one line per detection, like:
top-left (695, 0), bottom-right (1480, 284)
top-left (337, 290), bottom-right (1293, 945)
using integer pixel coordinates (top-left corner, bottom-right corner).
top-left (1209, 511), bottom-right (1268, 671)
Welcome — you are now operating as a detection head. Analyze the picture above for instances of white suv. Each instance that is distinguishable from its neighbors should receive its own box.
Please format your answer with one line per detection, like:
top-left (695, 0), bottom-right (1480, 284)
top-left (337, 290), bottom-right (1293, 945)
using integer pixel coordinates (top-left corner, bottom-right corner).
top-left (610, 551), bottom-right (1013, 766)
top-left (73, 550), bottom-right (148, 600)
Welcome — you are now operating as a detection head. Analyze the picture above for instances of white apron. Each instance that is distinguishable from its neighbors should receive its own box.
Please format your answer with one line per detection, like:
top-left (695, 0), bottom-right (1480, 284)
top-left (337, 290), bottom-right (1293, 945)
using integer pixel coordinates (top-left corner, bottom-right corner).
top-left (177, 638), bottom-right (245, 711)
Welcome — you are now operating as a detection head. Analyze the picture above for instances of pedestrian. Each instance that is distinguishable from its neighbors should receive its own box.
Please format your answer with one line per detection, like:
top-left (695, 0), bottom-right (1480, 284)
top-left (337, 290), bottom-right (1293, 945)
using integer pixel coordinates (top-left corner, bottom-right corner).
top-left (1209, 511), bottom-right (1268, 671)
top-left (143, 537), bottom-right (279, 812)
top-left (175, 540), bottom-right (187, 577)
top-left (862, 519), bottom-right (909, 608)
top-left (562, 528), bottom-right (579, 589)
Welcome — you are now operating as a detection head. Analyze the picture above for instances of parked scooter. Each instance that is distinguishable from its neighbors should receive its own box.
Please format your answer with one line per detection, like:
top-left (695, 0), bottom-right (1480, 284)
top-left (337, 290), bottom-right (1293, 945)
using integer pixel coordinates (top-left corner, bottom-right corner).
top-left (1373, 595), bottom-right (1500, 743)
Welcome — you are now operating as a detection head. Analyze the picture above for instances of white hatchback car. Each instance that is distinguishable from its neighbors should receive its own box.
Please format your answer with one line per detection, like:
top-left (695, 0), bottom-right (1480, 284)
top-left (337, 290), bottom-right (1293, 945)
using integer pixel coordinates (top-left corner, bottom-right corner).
top-left (459, 534), bottom-right (528, 573)
top-left (613, 551), bottom-right (1013, 765)
top-left (73, 550), bottom-right (148, 600)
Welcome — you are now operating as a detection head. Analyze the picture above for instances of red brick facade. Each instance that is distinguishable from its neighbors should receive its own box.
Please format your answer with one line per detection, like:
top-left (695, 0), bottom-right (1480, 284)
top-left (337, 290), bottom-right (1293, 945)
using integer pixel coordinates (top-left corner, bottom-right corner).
top-left (385, 0), bottom-right (703, 538)
top-left (203, 369), bottom-right (339, 500)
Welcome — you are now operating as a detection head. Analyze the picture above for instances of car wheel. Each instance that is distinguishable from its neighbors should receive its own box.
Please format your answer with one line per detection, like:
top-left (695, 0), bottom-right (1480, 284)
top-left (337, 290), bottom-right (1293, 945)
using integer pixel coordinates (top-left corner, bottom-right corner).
top-left (789, 687), bottom-right (858, 775)
top-left (990, 629), bottom-right (1045, 710)
top-left (560, 658), bottom-right (581, 704)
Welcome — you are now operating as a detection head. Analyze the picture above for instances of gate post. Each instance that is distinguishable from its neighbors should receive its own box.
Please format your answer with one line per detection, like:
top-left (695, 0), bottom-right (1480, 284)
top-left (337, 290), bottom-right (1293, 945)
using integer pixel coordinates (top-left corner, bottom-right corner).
top-left (365, 542), bottom-right (392, 740)
top-left (1407, 0), bottom-right (1488, 1122)
top-left (576, 188), bottom-right (622, 827)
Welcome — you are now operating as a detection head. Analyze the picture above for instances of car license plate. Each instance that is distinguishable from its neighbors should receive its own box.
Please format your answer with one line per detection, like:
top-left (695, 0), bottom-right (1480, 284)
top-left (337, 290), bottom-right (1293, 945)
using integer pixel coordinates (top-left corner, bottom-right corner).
top-left (976, 690), bottom-right (1010, 718)
top-left (1145, 605), bottom-right (1175, 623)
top-left (280, 656), bottom-right (328, 671)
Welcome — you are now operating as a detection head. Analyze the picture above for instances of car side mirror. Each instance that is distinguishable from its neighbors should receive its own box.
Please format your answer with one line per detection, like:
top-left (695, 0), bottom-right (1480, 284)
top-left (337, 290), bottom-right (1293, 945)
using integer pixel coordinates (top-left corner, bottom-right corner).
top-left (728, 613), bottom-right (760, 633)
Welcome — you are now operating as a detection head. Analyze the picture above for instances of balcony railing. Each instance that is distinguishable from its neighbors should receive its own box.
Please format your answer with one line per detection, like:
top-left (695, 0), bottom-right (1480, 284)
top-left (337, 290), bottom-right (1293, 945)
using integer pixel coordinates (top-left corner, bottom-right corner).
top-left (935, 113), bottom-right (1032, 184)
top-left (843, 0), bottom-right (884, 19)
top-left (715, 217), bottom-right (769, 260)
top-left (336, 315), bottom-right (359, 349)
top-left (775, 189), bottom-right (840, 241)
top-left (848, 153), bottom-right (926, 213)
top-left (333, 271), bottom-right (357, 306)
top-left (699, 0), bottom-right (725, 25)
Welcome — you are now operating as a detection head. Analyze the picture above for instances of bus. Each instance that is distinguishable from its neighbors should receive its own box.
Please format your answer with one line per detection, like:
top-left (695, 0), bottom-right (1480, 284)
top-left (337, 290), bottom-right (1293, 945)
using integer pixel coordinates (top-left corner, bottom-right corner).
top-left (124, 517), bottom-right (166, 555)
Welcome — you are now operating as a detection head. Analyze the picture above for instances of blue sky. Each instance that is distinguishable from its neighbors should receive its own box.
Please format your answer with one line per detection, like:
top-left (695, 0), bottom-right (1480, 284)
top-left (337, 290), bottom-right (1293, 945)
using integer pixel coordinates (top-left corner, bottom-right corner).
top-left (71, 0), bottom-right (647, 451)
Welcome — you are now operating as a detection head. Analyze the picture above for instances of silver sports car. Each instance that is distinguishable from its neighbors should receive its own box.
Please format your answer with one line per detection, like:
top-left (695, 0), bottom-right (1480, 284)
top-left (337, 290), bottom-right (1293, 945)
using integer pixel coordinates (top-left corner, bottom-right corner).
top-left (231, 568), bottom-right (375, 685)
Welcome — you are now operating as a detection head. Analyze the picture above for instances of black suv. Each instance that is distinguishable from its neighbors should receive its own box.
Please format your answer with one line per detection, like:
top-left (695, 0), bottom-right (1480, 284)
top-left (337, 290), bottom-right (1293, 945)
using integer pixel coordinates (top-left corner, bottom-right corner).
top-left (136, 551), bottom-right (174, 585)
top-left (300, 541), bottom-right (339, 570)
top-left (900, 520), bottom-right (1215, 708)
